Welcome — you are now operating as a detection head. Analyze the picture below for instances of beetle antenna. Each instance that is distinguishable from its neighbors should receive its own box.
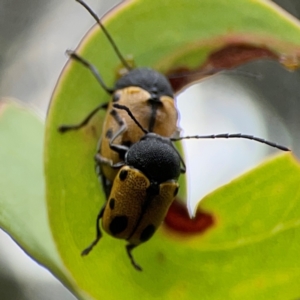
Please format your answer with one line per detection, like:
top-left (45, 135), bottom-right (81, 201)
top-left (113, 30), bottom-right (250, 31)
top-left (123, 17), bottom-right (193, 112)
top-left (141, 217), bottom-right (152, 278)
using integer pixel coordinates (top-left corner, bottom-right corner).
top-left (76, 0), bottom-right (132, 71)
top-left (66, 50), bottom-right (114, 94)
top-left (168, 68), bottom-right (262, 80)
top-left (113, 104), bottom-right (148, 134)
top-left (171, 133), bottom-right (290, 152)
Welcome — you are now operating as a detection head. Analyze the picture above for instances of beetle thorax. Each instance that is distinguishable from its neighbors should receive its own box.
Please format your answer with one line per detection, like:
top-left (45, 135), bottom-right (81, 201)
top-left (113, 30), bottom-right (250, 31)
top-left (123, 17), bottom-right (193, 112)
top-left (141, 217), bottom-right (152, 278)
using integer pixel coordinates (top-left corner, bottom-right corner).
top-left (125, 133), bottom-right (181, 184)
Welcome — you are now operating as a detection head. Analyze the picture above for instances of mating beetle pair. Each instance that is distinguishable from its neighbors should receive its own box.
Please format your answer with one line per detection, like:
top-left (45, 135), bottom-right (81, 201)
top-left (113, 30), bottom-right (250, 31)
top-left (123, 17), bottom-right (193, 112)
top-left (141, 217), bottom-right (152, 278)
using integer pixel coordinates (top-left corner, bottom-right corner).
top-left (59, 0), bottom-right (290, 271)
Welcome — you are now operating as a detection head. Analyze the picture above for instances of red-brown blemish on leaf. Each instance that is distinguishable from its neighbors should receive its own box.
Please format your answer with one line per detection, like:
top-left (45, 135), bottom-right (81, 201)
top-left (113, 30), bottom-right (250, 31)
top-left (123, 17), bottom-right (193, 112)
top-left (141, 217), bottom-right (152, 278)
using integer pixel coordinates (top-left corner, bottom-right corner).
top-left (167, 44), bottom-right (277, 92)
top-left (167, 67), bottom-right (205, 93)
top-left (205, 44), bottom-right (276, 68)
top-left (164, 199), bottom-right (214, 235)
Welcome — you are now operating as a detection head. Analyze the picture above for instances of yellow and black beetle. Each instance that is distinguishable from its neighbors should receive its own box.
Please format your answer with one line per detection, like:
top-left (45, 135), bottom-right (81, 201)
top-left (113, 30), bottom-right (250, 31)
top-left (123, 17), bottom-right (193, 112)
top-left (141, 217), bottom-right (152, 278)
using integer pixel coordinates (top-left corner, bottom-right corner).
top-left (83, 103), bottom-right (185, 271)
top-left (83, 103), bottom-right (290, 271)
top-left (58, 0), bottom-right (290, 271)
top-left (58, 0), bottom-right (179, 197)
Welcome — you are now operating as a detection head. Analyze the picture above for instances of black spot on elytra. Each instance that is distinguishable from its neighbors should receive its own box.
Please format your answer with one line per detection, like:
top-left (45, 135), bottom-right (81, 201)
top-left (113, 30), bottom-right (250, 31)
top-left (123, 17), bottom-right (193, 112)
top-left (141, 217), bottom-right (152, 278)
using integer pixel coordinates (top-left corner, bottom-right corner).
top-left (119, 169), bottom-right (128, 181)
top-left (105, 128), bottom-right (113, 139)
top-left (112, 93), bottom-right (120, 102)
top-left (174, 186), bottom-right (179, 197)
top-left (140, 224), bottom-right (156, 242)
top-left (109, 215), bottom-right (128, 235)
top-left (109, 198), bottom-right (115, 210)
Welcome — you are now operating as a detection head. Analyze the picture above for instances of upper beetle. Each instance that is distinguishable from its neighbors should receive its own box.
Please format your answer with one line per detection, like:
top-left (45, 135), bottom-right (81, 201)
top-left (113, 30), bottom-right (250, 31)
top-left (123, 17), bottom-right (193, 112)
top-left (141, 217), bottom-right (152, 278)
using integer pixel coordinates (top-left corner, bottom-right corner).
top-left (58, 0), bottom-right (179, 197)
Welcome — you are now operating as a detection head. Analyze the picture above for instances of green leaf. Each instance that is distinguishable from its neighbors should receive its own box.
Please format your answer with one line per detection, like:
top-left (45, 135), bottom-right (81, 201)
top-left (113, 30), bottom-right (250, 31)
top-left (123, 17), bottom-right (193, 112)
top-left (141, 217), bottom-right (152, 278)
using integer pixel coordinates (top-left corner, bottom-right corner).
top-left (43, 0), bottom-right (300, 299)
top-left (141, 153), bottom-right (300, 300)
top-left (0, 101), bottom-right (75, 292)
top-left (1, 101), bottom-right (299, 299)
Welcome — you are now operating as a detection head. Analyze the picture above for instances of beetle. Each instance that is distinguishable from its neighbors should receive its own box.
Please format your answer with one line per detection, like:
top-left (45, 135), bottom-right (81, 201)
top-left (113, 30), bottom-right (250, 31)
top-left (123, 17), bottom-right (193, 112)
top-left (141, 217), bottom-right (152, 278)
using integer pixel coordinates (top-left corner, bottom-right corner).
top-left (58, 1), bottom-right (290, 271)
top-left (58, 0), bottom-right (179, 197)
top-left (83, 103), bottom-right (290, 271)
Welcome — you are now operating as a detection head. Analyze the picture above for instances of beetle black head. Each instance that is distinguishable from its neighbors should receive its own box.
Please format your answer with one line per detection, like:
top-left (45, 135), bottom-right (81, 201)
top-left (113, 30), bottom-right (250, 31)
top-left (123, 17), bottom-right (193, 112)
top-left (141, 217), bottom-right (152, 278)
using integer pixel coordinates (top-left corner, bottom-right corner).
top-left (115, 68), bottom-right (174, 100)
top-left (125, 133), bottom-right (181, 184)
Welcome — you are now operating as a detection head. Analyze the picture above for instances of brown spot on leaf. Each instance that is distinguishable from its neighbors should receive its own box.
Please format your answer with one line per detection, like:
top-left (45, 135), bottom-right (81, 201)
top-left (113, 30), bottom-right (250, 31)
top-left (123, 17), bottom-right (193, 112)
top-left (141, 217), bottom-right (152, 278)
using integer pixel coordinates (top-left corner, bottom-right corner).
top-left (156, 251), bottom-right (166, 264)
top-left (167, 44), bottom-right (277, 92)
top-left (206, 44), bottom-right (276, 69)
top-left (88, 125), bottom-right (98, 138)
top-left (164, 199), bottom-right (214, 235)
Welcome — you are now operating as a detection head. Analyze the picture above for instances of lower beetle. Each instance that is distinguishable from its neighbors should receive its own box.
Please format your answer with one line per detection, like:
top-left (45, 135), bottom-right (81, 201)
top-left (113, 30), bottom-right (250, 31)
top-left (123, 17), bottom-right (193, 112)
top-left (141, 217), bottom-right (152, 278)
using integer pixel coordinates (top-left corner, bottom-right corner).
top-left (82, 103), bottom-right (290, 271)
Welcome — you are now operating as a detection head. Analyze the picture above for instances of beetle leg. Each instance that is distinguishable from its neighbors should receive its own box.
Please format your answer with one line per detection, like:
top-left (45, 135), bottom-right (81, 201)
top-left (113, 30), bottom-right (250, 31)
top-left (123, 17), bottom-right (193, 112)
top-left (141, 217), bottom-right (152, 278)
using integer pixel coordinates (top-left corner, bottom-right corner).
top-left (100, 174), bottom-right (113, 199)
top-left (126, 244), bottom-right (142, 271)
top-left (66, 50), bottom-right (114, 94)
top-left (81, 204), bottom-right (105, 256)
top-left (92, 108), bottom-right (129, 159)
top-left (94, 153), bottom-right (113, 166)
top-left (58, 102), bottom-right (109, 133)
top-left (110, 136), bottom-right (129, 155)
top-left (95, 153), bottom-right (125, 169)
top-left (108, 110), bottom-right (130, 156)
